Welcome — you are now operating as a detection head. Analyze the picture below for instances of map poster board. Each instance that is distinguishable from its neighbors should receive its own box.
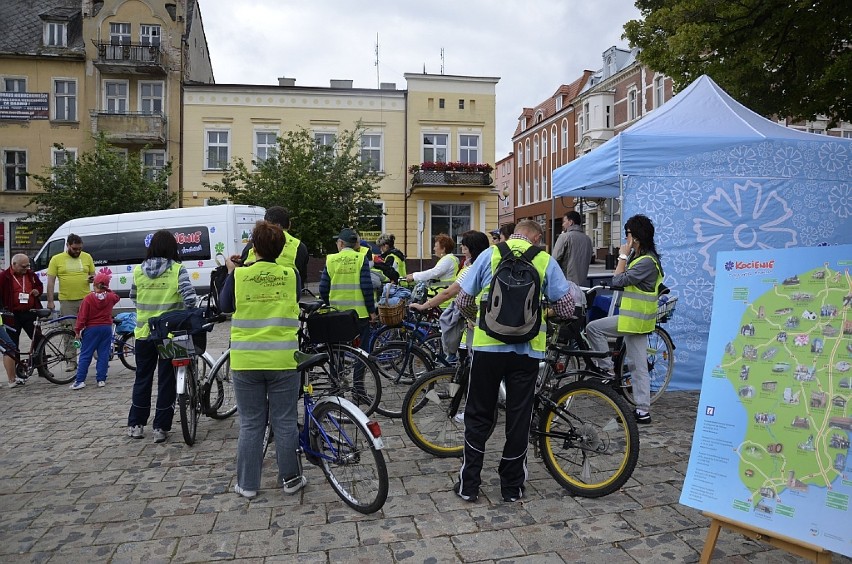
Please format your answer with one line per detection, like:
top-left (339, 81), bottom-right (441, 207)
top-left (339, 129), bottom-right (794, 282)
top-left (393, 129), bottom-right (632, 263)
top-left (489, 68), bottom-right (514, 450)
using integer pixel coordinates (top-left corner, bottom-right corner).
top-left (680, 245), bottom-right (852, 557)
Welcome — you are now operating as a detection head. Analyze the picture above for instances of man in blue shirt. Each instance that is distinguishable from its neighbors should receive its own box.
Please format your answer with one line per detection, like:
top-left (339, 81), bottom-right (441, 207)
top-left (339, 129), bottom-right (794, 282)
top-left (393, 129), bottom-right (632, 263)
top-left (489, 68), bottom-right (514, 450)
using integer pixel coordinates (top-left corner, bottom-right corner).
top-left (453, 219), bottom-right (575, 502)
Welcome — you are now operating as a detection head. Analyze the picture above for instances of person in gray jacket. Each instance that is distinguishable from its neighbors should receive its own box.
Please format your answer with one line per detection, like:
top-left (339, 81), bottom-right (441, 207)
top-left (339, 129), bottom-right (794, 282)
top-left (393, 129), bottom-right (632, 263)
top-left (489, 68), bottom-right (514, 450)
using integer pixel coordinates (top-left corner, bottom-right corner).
top-left (552, 211), bottom-right (593, 286)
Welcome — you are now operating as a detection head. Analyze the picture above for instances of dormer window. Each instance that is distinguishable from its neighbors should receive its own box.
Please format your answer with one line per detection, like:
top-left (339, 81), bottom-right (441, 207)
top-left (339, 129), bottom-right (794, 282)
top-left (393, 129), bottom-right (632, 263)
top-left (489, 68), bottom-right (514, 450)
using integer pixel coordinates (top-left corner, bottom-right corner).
top-left (521, 117), bottom-right (527, 131)
top-left (555, 96), bottom-right (562, 111)
top-left (44, 21), bottom-right (67, 47)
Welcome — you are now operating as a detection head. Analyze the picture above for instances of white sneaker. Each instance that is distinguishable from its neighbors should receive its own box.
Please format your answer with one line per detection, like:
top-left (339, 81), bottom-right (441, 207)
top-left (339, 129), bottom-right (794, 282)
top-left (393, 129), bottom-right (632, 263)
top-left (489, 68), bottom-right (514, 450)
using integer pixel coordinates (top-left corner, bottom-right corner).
top-left (453, 411), bottom-right (465, 423)
top-left (97, 381), bottom-right (106, 388)
top-left (152, 429), bottom-right (168, 443)
top-left (282, 475), bottom-right (307, 494)
top-left (127, 425), bottom-right (144, 439)
top-left (69, 381), bottom-right (85, 390)
top-left (234, 484), bottom-right (257, 499)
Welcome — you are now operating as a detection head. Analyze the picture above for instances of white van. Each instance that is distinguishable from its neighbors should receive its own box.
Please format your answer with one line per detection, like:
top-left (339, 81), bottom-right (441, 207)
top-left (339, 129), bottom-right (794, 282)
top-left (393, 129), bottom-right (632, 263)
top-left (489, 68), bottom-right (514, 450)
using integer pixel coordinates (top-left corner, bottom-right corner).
top-left (32, 205), bottom-right (266, 309)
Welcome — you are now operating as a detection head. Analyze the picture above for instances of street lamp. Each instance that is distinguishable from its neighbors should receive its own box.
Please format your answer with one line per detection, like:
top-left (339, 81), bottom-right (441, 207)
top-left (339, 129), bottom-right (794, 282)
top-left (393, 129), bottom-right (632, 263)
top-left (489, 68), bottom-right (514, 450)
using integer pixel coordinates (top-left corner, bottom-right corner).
top-left (497, 186), bottom-right (510, 202)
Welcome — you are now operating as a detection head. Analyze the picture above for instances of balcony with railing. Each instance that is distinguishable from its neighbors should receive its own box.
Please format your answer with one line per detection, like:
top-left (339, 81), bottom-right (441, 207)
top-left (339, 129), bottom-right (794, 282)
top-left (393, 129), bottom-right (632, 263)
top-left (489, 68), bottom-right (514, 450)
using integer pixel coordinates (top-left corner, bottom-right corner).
top-left (90, 111), bottom-right (167, 144)
top-left (93, 41), bottom-right (166, 75)
top-left (409, 162), bottom-right (494, 192)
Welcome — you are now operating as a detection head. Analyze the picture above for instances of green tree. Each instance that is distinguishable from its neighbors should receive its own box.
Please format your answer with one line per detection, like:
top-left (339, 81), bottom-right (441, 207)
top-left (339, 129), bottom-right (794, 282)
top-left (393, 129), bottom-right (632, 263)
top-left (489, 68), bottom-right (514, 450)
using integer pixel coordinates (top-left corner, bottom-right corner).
top-left (624, 0), bottom-right (852, 126)
top-left (206, 126), bottom-right (382, 255)
top-left (27, 133), bottom-right (175, 237)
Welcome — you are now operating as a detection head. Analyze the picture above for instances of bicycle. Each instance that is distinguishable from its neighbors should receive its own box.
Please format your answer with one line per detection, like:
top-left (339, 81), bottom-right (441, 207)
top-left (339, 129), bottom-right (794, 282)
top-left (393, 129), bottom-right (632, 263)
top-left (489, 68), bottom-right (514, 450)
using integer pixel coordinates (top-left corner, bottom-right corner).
top-left (296, 301), bottom-right (383, 416)
top-left (1, 309), bottom-right (78, 385)
top-left (260, 350), bottom-right (388, 513)
top-left (557, 285), bottom-right (677, 405)
top-left (154, 311), bottom-right (226, 446)
top-left (401, 317), bottom-right (640, 498)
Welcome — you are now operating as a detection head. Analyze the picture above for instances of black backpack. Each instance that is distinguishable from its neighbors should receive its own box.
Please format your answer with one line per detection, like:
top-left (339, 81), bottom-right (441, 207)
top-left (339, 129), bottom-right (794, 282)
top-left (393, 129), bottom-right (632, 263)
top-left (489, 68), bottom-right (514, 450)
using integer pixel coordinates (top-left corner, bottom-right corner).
top-left (479, 242), bottom-right (543, 344)
top-left (208, 263), bottom-right (229, 314)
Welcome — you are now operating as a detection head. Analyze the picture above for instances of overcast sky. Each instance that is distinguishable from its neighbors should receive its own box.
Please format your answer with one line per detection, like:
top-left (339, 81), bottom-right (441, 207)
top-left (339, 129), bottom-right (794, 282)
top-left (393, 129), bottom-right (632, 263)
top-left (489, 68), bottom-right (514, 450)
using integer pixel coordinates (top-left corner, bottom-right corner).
top-left (200, 0), bottom-right (641, 158)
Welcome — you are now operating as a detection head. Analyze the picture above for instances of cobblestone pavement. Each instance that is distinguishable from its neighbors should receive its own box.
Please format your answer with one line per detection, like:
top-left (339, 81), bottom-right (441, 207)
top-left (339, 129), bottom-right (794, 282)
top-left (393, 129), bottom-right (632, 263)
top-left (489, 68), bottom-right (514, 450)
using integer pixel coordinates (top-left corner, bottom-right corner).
top-left (1, 322), bottom-right (849, 563)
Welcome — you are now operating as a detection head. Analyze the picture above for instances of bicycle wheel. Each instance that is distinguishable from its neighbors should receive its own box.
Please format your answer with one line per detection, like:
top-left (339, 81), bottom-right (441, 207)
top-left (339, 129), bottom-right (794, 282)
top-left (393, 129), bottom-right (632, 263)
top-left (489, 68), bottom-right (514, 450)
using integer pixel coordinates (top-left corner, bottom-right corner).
top-left (419, 332), bottom-right (444, 360)
top-left (538, 379), bottom-right (639, 497)
top-left (621, 327), bottom-right (675, 405)
top-left (371, 341), bottom-right (434, 418)
top-left (178, 364), bottom-right (200, 446)
top-left (308, 344), bottom-right (381, 416)
top-left (401, 366), bottom-right (467, 457)
top-left (117, 333), bottom-right (136, 371)
top-left (367, 325), bottom-right (404, 352)
top-left (35, 328), bottom-right (77, 384)
top-left (310, 400), bottom-right (388, 514)
top-left (202, 350), bottom-right (237, 419)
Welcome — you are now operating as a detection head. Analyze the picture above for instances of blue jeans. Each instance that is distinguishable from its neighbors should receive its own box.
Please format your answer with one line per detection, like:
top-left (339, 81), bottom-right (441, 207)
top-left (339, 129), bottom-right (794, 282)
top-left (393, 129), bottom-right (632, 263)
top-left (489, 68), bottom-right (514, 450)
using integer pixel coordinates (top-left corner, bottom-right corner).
top-left (75, 325), bottom-right (111, 384)
top-left (128, 338), bottom-right (177, 431)
top-left (233, 369), bottom-right (301, 491)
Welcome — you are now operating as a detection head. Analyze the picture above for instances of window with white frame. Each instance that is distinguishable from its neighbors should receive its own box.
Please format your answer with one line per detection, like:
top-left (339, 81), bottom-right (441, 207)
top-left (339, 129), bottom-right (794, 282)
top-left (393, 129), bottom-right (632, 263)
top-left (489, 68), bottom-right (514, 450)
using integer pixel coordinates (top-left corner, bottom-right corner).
top-left (140, 24), bottom-right (161, 46)
top-left (458, 134), bottom-right (479, 163)
top-left (52, 147), bottom-right (76, 167)
top-left (108, 22), bottom-right (131, 59)
top-left (143, 149), bottom-right (166, 179)
top-left (561, 120), bottom-right (568, 146)
top-left (255, 130), bottom-right (278, 165)
top-left (139, 81), bottom-right (163, 114)
top-left (51, 147), bottom-right (76, 188)
top-left (605, 105), bottom-right (611, 128)
top-left (578, 113), bottom-right (584, 136)
top-left (654, 76), bottom-right (665, 108)
top-left (517, 143), bottom-right (523, 167)
top-left (533, 136), bottom-right (540, 161)
top-left (843, 131), bottom-right (852, 139)
top-left (44, 22), bottom-right (67, 47)
top-left (541, 133), bottom-right (547, 156)
top-left (555, 96), bottom-right (562, 111)
top-left (205, 129), bottom-right (230, 170)
top-left (525, 180), bottom-right (530, 204)
top-left (524, 140), bottom-right (530, 165)
top-left (430, 203), bottom-right (471, 243)
top-left (533, 177), bottom-right (539, 202)
top-left (521, 117), bottom-right (527, 131)
top-left (53, 79), bottom-right (76, 121)
top-left (4, 150), bottom-right (27, 191)
top-left (104, 80), bottom-right (128, 113)
top-left (359, 201), bottom-right (385, 234)
top-left (628, 89), bottom-right (637, 121)
top-left (360, 133), bottom-right (382, 172)
top-left (314, 132), bottom-right (336, 154)
top-left (583, 102), bottom-right (590, 132)
top-left (3, 78), bottom-right (26, 92)
top-left (551, 127), bottom-right (557, 152)
top-left (542, 174), bottom-right (548, 200)
top-left (423, 133), bottom-right (448, 163)
top-left (110, 22), bottom-right (131, 44)
top-left (517, 181), bottom-right (524, 206)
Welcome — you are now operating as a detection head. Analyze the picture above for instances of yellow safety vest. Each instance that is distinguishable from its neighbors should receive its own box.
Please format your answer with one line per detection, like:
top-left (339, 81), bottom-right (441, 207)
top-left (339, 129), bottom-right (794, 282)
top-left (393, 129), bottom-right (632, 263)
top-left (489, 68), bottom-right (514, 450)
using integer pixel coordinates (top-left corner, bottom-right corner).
top-left (246, 232), bottom-right (301, 271)
top-left (134, 264), bottom-right (183, 340)
top-left (434, 254), bottom-right (460, 309)
top-left (326, 250), bottom-right (369, 318)
top-left (617, 254), bottom-right (663, 334)
top-left (230, 261), bottom-right (300, 370)
top-left (472, 240), bottom-right (550, 352)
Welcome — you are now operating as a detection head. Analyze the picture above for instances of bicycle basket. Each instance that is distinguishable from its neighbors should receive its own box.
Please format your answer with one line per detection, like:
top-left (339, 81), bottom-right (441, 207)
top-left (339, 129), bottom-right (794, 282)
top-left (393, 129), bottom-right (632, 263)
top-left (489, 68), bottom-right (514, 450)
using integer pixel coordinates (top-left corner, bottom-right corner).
top-left (377, 284), bottom-right (407, 327)
top-left (656, 296), bottom-right (677, 323)
top-left (306, 308), bottom-right (359, 344)
top-left (157, 331), bottom-right (195, 360)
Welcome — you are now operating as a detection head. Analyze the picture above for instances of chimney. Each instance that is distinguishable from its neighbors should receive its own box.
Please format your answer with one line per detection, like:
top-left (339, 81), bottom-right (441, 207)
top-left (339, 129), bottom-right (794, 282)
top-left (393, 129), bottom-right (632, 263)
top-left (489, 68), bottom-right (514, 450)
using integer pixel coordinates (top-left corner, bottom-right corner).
top-left (379, 82), bottom-right (397, 90)
top-left (330, 79), bottom-right (353, 89)
top-left (278, 77), bottom-right (296, 87)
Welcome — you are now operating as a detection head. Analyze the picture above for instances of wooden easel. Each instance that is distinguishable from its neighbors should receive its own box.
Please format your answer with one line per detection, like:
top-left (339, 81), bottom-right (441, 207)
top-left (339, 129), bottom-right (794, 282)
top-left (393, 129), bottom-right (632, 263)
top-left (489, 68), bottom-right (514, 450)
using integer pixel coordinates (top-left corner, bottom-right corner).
top-left (700, 512), bottom-right (833, 563)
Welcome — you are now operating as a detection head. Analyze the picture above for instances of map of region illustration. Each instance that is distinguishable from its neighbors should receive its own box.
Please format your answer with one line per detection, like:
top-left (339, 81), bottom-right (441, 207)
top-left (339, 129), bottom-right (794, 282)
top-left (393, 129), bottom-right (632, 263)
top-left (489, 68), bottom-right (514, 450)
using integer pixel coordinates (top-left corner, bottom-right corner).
top-left (681, 246), bottom-right (851, 557)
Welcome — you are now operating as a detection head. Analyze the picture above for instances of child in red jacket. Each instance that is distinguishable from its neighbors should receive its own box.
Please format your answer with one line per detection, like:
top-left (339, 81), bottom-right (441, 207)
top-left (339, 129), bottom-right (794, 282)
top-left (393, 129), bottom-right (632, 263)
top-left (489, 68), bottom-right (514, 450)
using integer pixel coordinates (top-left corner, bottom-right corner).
top-left (70, 272), bottom-right (120, 390)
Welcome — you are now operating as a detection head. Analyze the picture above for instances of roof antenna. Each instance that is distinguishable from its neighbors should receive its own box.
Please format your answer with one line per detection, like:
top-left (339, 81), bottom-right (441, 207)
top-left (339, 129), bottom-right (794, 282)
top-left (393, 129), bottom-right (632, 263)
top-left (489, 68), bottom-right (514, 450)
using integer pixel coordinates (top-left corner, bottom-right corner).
top-left (440, 47), bottom-right (444, 75)
top-left (374, 33), bottom-right (380, 88)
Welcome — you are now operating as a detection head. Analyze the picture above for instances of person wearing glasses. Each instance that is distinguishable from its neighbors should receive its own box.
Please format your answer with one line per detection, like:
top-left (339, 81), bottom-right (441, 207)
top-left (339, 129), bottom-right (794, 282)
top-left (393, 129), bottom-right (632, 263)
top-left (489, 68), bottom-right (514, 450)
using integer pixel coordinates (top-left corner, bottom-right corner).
top-left (490, 224), bottom-right (515, 244)
top-left (584, 214), bottom-right (664, 425)
top-left (45, 234), bottom-right (96, 373)
top-left (0, 254), bottom-right (44, 358)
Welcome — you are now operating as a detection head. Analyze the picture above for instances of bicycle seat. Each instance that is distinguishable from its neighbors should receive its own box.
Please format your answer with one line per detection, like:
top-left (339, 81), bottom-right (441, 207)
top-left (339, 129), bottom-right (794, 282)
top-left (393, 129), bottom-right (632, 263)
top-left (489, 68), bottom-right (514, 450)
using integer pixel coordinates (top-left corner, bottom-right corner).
top-left (298, 300), bottom-right (326, 314)
top-left (294, 350), bottom-right (329, 371)
top-left (34, 309), bottom-right (54, 319)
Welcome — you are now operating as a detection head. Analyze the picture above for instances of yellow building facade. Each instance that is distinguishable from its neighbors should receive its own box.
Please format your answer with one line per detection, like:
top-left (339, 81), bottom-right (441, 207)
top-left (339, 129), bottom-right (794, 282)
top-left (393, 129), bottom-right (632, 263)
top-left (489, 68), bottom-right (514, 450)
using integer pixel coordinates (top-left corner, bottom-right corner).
top-left (183, 73), bottom-right (499, 260)
top-left (0, 0), bottom-right (212, 266)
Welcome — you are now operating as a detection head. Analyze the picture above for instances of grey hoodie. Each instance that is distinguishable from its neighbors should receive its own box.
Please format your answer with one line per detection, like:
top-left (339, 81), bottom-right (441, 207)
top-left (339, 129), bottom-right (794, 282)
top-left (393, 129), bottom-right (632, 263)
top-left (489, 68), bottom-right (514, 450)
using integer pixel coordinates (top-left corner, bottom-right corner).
top-left (130, 258), bottom-right (197, 308)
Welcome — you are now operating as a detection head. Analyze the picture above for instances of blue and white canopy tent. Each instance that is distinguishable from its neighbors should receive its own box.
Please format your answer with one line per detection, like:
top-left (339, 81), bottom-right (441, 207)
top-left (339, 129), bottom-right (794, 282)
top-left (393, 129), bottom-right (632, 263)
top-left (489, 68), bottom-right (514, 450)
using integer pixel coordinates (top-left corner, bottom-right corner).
top-left (552, 75), bottom-right (852, 390)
